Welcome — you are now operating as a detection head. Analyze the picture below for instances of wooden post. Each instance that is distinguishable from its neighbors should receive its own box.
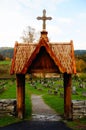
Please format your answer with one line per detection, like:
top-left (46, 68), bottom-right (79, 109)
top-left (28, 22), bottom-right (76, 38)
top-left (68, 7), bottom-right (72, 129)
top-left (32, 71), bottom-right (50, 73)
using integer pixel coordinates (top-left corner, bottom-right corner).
top-left (64, 73), bottom-right (72, 120)
top-left (16, 74), bottom-right (25, 119)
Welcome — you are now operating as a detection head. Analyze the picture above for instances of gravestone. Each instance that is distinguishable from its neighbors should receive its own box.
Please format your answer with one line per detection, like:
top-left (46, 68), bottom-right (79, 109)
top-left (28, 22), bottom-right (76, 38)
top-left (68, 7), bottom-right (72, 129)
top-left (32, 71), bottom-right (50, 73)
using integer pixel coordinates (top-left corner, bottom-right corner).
top-left (79, 83), bottom-right (85, 88)
top-left (72, 86), bottom-right (76, 95)
top-left (54, 90), bottom-right (58, 95)
top-left (82, 91), bottom-right (86, 97)
top-left (48, 89), bottom-right (52, 95)
top-left (60, 92), bottom-right (64, 98)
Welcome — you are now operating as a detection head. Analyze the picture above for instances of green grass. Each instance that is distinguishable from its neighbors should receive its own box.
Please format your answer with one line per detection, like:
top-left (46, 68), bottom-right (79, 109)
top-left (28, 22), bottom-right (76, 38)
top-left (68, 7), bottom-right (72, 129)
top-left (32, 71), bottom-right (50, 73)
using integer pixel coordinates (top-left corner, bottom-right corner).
top-left (0, 80), bottom-right (32, 127)
top-left (0, 60), bottom-right (15, 79)
top-left (0, 116), bottom-right (21, 127)
top-left (0, 78), bottom-right (86, 129)
top-left (26, 80), bottom-right (49, 95)
top-left (0, 60), bottom-right (11, 65)
top-left (67, 117), bottom-right (86, 130)
top-left (0, 60), bottom-right (86, 129)
top-left (43, 94), bottom-right (64, 115)
top-left (0, 80), bottom-right (16, 99)
top-left (25, 85), bottom-right (32, 119)
top-left (26, 80), bottom-right (64, 115)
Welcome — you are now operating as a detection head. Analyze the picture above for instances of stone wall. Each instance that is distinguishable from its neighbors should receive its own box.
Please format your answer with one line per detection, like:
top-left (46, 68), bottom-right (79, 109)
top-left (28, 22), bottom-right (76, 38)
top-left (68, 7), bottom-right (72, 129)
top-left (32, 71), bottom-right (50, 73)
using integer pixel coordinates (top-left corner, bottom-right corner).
top-left (72, 100), bottom-right (86, 119)
top-left (0, 99), bottom-right (86, 119)
top-left (0, 99), bottom-right (17, 117)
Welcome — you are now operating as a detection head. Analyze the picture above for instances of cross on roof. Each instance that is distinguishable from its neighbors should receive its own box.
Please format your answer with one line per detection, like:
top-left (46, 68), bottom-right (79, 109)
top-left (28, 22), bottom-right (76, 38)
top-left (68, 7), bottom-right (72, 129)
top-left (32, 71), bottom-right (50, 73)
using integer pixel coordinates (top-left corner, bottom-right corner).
top-left (37, 9), bottom-right (52, 31)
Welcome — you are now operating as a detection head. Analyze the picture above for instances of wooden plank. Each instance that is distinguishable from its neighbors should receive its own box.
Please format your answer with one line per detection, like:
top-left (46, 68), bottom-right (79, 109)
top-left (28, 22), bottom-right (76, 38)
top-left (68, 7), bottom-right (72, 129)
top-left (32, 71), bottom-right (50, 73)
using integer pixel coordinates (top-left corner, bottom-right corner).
top-left (27, 46), bottom-right (61, 73)
top-left (16, 74), bottom-right (25, 119)
top-left (64, 73), bottom-right (72, 120)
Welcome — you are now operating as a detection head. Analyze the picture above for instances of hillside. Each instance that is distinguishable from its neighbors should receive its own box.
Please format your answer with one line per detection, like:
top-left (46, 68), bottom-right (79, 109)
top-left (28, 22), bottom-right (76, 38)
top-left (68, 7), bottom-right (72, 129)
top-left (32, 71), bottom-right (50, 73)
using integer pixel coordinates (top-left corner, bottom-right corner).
top-left (0, 47), bottom-right (86, 59)
top-left (0, 47), bottom-right (13, 59)
top-left (74, 50), bottom-right (86, 55)
top-left (0, 47), bottom-right (86, 73)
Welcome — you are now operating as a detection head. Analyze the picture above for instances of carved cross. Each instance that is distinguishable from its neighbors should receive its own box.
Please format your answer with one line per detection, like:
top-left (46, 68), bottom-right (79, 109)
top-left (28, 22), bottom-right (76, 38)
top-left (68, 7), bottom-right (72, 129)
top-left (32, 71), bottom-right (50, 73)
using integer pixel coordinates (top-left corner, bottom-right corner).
top-left (37, 9), bottom-right (52, 31)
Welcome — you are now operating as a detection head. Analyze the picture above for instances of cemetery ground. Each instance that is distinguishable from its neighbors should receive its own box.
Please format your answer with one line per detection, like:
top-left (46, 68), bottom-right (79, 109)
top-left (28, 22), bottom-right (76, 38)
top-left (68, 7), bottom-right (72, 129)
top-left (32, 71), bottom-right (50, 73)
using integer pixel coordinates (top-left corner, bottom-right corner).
top-left (0, 61), bottom-right (86, 130)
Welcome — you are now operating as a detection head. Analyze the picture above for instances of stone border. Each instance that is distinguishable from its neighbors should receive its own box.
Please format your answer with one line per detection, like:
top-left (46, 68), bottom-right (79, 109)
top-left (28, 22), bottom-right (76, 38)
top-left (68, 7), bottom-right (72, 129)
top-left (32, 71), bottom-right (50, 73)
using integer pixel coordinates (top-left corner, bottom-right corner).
top-left (72, 100), bottom-right (86, 119)
top-left (0, 99), bottom-right (17, 117)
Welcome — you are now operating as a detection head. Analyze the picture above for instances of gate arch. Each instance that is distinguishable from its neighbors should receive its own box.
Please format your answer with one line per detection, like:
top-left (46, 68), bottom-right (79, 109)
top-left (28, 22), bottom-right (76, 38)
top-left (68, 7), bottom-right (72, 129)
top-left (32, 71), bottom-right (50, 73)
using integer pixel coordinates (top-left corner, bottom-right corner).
top-left (10, 31), bottom-right (76, 119)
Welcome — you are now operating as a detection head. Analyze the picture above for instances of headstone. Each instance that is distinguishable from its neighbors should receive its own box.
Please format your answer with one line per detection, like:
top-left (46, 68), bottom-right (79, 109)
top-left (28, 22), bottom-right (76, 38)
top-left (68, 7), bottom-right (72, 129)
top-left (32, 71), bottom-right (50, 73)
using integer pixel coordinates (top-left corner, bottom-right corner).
top-left (60, 92), bottom-right (64, 98)
top-left (82, 91), bottom-right (86, 97)
top-left (55, 88), bottom-right (58, 91)
top-left (79, 83), bottom-right (85, 88)
top-left (48, 90), bottom-right (52, 95)
top-left (0, 86), bottom-right (6, 93)
top-left (34, 85), bottom-right (37, 89)
top-left (37, 88), bottom-right (43, 91)
top-left (72, 86), bottom-right (76, 95)
top-left (54, 90), bottom-right (58, 95)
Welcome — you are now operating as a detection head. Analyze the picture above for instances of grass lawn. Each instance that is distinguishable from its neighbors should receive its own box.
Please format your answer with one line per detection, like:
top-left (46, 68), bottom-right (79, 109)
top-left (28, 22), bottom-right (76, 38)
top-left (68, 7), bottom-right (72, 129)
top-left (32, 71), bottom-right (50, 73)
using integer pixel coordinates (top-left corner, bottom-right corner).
top-left (0, 79), bottom-right (32, 127)
top-left (0, 60), bottom-right (11, 65)
top-left (0, 77), bottom-right (86, 129)
top-left (67, 117), bottom-right (86, 130)
top-left (0, 60), bottom-right (15, 79)
top-left (43, 94), bottom-right (64, 115)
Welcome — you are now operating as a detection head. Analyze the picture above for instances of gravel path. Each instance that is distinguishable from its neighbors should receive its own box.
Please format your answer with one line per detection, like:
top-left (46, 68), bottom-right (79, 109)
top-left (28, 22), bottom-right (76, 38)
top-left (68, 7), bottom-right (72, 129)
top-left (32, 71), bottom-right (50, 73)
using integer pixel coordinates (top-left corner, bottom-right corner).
top-left (31, 94), bottom-right (62, 121)
top-left (0, 95), bottom-right (72, 130)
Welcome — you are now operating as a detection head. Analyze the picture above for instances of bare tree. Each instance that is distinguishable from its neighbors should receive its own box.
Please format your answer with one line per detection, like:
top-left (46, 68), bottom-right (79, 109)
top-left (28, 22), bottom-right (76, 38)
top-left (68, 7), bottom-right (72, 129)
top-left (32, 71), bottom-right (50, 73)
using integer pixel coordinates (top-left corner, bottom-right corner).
top-left (21, 26), bottom-right (39, 43)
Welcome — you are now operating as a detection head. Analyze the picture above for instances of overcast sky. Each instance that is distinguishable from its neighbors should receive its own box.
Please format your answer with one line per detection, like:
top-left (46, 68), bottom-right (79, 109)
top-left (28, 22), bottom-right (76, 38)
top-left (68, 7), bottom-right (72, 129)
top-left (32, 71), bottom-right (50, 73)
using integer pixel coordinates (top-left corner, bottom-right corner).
top-left (0, 0), bottom-right (86, 50)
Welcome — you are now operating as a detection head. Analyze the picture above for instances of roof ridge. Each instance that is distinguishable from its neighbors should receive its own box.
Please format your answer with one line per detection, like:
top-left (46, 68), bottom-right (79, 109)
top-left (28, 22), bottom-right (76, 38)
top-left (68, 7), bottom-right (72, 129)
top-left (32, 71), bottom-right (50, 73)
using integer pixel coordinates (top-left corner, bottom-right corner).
top-left (21, 38), bottom-right (66, 74)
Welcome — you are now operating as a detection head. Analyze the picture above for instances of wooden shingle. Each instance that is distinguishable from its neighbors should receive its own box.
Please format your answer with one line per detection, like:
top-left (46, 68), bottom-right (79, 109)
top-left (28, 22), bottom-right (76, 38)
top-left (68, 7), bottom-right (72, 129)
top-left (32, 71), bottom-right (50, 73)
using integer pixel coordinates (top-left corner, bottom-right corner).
top-left (10, 38), bottom-right (76, 74)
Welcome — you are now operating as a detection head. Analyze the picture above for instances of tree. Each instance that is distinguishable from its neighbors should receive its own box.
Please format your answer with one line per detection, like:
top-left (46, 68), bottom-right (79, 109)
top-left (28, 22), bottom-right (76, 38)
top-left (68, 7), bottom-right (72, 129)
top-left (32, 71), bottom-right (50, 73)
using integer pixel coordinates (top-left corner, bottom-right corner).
top-left (76, 59), bottom-right (86, 72)
top-left (0, 54), bottom-right (5, 61)
top-left (21, 26), bottom-right (39, 43)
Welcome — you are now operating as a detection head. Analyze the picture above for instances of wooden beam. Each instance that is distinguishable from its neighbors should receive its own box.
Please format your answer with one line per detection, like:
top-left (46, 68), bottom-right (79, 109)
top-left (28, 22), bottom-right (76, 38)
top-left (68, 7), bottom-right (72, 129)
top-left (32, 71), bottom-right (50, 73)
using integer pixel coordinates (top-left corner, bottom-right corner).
top-left (16, 74), bottom-right (25, 119)
top-left (64, 73), bottom-right (72, 120)
top-left (29, 69), bottom-right (60, 73)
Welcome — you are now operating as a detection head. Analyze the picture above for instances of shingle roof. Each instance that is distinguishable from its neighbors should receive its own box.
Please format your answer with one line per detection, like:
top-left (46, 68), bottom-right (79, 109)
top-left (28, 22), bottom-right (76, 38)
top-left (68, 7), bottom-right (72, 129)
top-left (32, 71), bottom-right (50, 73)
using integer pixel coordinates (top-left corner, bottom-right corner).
top-left (10, 38), bottom-right (76, 74)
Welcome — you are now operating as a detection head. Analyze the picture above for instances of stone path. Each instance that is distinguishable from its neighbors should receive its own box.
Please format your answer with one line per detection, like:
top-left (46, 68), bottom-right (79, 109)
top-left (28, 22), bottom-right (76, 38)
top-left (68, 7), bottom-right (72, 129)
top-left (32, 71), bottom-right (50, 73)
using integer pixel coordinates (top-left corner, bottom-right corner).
top-left (31, 94), bottom-right (62, 121)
